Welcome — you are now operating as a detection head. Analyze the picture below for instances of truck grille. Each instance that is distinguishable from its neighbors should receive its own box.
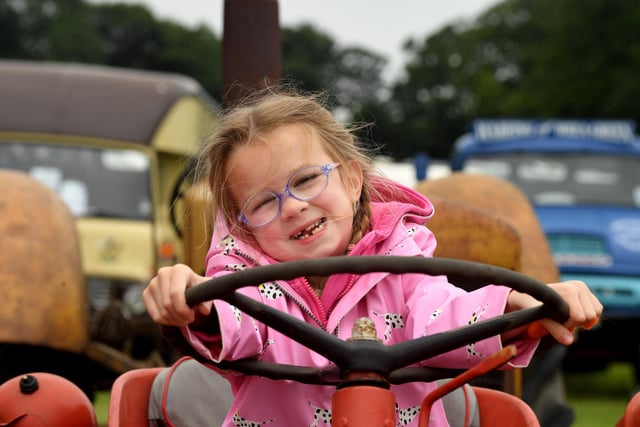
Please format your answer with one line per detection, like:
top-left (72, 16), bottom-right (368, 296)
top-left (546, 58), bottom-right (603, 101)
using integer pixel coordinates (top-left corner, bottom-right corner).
top-left (547, 234), bottom-right (612, 267)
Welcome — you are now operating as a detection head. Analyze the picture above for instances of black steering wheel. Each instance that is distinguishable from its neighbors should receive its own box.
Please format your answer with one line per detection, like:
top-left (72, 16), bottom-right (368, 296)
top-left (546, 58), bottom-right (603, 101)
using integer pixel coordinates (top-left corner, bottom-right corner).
top-left (184, 256), bottom-right (568, 386)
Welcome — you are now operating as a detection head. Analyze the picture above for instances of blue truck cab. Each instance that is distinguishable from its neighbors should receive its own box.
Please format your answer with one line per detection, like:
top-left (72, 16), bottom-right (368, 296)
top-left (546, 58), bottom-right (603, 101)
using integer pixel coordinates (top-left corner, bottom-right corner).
top-left (451, 119), bottom-right (640, 378)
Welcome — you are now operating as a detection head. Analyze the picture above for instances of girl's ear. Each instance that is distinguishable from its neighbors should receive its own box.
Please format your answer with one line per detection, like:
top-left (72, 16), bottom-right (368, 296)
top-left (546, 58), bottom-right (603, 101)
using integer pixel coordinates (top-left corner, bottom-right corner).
top-left (344, 159), bottom-right (364, 202)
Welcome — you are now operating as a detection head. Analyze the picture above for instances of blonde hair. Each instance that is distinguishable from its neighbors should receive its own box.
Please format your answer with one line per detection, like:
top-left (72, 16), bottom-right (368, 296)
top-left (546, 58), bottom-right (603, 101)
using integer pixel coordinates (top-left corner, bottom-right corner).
top-left (198, 88), bottom-right (382, 245)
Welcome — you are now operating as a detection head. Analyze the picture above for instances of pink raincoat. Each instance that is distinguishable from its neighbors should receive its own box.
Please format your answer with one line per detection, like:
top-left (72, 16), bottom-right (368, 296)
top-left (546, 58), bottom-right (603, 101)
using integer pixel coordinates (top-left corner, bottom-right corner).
top-left (178, 177), bottom-right (539, 426)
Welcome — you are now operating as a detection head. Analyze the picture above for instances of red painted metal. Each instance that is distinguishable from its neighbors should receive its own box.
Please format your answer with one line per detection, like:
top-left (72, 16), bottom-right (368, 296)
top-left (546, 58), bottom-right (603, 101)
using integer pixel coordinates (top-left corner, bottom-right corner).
top-left (332, 385), bottom-right (396, 427)
top-left (0, 372), bottom-right (97, 427)
top-left (418, 346), bottom-right (525, 427)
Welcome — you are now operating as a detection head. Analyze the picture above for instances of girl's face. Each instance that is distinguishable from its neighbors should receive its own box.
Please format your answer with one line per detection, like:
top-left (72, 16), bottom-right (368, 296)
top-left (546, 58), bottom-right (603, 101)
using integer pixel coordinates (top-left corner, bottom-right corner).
top-left (227, 124), bottom-right (362, 261)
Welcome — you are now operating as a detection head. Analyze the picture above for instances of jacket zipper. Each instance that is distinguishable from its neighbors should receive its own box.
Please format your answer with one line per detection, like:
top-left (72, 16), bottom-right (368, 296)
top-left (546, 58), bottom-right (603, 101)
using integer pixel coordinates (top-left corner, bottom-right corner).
top-left (278, 280), bottom-right (326, 329)
top-left (327, 274), bottom-right (358, 315)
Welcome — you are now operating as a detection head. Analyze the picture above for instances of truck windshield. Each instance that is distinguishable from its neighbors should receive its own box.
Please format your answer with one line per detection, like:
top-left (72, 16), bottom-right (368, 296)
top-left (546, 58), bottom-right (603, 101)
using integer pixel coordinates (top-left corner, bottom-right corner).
top-left (464, 153), bottom-right (640, 208)
top-left (0, 142), bottom-right (152, 219)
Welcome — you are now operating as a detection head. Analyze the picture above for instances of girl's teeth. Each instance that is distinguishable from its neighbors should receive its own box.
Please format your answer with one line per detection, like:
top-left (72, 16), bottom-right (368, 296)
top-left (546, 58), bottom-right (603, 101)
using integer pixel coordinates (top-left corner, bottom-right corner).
top-left (291, 219), bottom-right (326, 240)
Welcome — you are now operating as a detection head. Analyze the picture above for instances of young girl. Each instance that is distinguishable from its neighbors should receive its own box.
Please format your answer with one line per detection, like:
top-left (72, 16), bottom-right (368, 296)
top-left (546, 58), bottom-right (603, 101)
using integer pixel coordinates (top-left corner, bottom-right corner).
top-left (143, 89), bottom-right (602, 427)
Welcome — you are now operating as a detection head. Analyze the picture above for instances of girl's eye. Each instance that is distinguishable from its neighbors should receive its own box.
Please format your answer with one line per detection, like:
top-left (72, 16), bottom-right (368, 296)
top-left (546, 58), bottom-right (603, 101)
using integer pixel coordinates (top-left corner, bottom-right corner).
top-left (291, 171), bottom-right (321, 189)
top-left (248, 193), bottom-right (277, 213)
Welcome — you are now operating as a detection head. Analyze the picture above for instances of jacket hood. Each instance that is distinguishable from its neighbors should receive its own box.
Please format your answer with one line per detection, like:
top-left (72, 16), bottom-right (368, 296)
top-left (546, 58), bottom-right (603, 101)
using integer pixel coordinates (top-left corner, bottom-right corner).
top-left (368, 175), bottom-right (434, 231)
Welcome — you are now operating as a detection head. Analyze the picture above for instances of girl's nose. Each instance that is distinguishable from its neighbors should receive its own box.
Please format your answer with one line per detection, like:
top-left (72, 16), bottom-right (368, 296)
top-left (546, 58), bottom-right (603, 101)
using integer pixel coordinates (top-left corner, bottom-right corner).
top-left (279, 196), bottom-right (308, 220)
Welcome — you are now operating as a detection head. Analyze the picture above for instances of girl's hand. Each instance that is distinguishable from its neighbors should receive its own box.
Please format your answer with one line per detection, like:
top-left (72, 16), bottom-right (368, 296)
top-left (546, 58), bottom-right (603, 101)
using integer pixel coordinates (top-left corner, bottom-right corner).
top-left (505, 280), bottom-right (603, 345)
top-left (142, 264), bottom-right (211, 326)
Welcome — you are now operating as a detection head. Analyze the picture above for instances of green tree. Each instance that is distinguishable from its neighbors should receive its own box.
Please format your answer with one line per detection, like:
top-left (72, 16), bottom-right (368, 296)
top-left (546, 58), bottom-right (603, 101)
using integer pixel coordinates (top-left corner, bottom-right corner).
top-left (281, 24), bottom-right (387, 112)
top-left (92, 3), bottom-right (163, 68)
top-left (513, 0), bottom-right (640, 118)
top-left (92, 3), bottom-right (222, 97)
top-left (0, 0), bottom-right (104, 62)
top-left (155, 22), bottom-right (222, 96)
top-left (0, 1), bottom-right (26, 57)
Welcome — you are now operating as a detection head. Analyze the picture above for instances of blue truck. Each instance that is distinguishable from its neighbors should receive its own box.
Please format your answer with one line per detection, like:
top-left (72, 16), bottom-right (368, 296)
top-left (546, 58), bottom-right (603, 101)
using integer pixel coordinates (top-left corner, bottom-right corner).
top-left (450, 119), bottom-right (640, 381)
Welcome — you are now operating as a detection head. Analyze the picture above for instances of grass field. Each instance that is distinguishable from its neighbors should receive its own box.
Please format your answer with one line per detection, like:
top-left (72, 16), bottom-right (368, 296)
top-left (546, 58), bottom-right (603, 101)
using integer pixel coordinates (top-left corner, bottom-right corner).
top-left (94, 391), bottom-right (109, 426)
top-left (94, 363), bottom-right (636, 426)
top-left (565, 362), bottom-right (635, 427)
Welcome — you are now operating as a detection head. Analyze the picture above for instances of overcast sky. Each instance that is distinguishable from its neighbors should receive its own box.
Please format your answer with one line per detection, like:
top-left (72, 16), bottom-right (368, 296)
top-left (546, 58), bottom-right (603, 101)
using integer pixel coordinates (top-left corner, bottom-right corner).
top-left (89, 0), bottom-right (500, 81)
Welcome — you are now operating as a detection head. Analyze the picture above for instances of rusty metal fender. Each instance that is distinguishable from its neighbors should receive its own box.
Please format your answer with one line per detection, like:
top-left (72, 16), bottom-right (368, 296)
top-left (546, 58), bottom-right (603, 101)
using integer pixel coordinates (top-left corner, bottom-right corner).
top-left (417, 172), bottom-right (560, 284)
top-left (0, 170), bottom-right (89, 353)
